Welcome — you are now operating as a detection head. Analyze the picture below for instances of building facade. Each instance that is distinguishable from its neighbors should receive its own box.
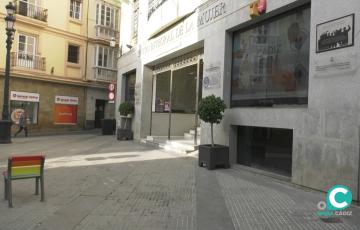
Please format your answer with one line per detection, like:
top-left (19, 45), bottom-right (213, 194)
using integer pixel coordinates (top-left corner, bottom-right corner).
top-left (0, 0), bottom-right (118, 134)
top-left (117, 0), bottom-right (360, 201)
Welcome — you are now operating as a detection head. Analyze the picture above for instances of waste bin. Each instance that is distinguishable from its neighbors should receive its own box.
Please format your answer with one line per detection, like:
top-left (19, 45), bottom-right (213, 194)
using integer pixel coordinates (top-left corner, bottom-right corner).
top-left (101, 119), bottom-right (115, 135)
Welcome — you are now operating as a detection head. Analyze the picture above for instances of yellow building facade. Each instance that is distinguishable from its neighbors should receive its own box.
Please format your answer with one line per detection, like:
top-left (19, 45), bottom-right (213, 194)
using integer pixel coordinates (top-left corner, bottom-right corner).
top-left (0, 0), bottom-right (119, 134)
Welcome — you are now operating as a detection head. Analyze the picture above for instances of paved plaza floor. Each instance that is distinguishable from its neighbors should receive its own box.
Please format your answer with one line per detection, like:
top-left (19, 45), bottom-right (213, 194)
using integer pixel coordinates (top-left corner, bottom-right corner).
top-left (0, 133), bottom-right (359, 230)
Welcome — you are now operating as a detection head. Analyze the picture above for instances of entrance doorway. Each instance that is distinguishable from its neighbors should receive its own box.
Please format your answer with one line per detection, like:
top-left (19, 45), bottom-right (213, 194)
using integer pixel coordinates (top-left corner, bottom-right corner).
top-left (237, 126), bottom-right (293, 176)
top-left (150, 52), bottom-right (203, 143)
top-left (95, 99), bottom-right (106, 128)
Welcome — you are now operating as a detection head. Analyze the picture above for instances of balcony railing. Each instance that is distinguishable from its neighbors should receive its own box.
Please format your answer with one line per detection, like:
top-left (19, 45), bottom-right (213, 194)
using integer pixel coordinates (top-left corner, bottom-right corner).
top-left (11, 52), bottom-right (46, 71)
top-left (93, 67), bottom-right (117, 83)
top-left (15, 0), bottom-right (48, 22)
top-left (95, 25), bottom-right (119, 40)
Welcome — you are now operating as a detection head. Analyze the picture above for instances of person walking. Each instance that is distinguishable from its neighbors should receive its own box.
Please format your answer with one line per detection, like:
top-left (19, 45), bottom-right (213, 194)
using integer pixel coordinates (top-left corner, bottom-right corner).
top-left (14, 110), bottom-right (28, 137)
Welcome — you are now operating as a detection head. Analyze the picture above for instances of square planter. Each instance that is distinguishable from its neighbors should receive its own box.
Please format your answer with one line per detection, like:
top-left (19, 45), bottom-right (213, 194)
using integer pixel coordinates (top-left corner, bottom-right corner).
top-left (198, 145), bottom-right (230, 170)
top-left (102, 119), bottom-right (116, 135)
top-left (117, 128), bottom-right (133, 140)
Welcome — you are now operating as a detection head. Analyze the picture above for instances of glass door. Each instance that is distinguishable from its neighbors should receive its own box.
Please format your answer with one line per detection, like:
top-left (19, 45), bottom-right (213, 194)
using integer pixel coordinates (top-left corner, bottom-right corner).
top-left (151, 71), bottom-right (171, 136)
top-left (170, 64), bottom-right (197, 137)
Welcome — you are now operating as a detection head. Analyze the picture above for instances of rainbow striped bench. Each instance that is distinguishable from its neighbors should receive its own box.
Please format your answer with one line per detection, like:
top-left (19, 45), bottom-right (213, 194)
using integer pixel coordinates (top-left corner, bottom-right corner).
top-left (3, 155), bottom-right (45, 207)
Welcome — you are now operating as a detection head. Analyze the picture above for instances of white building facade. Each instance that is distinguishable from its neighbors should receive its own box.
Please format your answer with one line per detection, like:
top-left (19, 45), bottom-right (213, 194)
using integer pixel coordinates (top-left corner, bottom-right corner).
top-left (117, 0), bottom-right (360, 201)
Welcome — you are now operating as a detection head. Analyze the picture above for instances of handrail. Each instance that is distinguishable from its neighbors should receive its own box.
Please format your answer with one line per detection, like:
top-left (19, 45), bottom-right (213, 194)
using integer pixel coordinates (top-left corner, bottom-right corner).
top-left (11, 52), bottom-right (46, 71)
top-left (15, 0), bottom-right (48, 22)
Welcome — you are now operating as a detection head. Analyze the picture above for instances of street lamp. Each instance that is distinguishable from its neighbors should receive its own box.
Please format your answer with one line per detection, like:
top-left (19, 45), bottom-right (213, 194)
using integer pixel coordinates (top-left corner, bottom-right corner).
top-left (0, 2), bottom-right (16, 144)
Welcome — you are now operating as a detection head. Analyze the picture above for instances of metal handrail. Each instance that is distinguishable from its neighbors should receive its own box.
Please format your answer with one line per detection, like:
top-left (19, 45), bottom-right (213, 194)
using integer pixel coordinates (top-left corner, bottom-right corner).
top-left (11, 52), bottom-right (46, 71)
top-left (95, 25), bottom-right (119, 40)
top-left (93, 66), bottom-right (117, 82)
top-left (15, 0), bottom-right (48, 22)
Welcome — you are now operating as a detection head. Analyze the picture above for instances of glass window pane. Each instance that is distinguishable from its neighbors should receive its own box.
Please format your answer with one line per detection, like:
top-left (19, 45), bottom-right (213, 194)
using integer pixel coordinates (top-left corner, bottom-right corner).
top-left (10, 101), bottom-right (39, 125)
top-left (125, 72), bottom-right (136, 104)
top-left (155, 71), bottom-right (170, 113)
top-left (231, 6), bottom-right (310, 106)
top-left (172, 65), bottom-right (197, 113)
top-left (98, 47), bottom-right (103, 66)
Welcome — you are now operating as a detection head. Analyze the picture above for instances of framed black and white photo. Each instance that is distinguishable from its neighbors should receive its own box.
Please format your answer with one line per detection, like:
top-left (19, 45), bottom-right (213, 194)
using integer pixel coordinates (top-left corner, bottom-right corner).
top-left (316, 14), bottom-right (354, 53)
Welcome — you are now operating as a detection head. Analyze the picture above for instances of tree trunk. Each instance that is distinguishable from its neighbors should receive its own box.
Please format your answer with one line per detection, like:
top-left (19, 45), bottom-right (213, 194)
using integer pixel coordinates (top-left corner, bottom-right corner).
top-left (211, 123), bottom-right (214, 147)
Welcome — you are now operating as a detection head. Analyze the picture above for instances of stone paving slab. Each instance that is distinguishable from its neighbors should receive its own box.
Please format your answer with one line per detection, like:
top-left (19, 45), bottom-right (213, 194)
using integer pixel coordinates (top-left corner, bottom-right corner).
top-left (0, 134), bottom-right (359, 230)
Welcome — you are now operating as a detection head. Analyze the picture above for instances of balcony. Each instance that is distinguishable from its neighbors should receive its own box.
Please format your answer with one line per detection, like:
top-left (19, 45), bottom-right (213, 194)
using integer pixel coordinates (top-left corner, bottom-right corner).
top-left (14, 0), bottom-right (48, 22)
top-left (95, 25), bottom-right (119, 41)
top-left (93, 67), bottom-right (117, 83)
top-left (11, 52), bottom-right (46, 71)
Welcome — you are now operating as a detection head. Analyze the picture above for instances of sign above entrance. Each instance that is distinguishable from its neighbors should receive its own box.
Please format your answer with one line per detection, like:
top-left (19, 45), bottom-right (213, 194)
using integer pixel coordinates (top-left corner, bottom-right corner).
top-left (55, 96), bottom-right (79, 105)
top-left (142, 12), bottom-right (197, 57)
top-left (198, 0), bottom-right (227, 27)
top-left (10, 91), bottom-right (40, 102)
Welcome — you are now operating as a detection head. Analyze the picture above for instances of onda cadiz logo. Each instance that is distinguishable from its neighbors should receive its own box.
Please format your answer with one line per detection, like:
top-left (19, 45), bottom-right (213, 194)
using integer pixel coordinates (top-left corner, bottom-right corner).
top-left (317, 185), bottom-right (352, 217)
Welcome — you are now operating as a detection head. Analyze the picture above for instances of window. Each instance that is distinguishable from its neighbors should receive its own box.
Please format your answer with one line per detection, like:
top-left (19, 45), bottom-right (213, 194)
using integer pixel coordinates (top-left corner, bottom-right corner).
top-left (17, 34), bottom-right (36, 66)
top-left (68, 45), bottom-right (80, 63)
top-left (154, 71), bottom-right (171, 113)
top-left (95, 46), bottom-right (116, 69)
top-left (132, 0), bottom-right (139, 43)
top-left (10, 91), bottom-right (40, 125)
top-left (70, 0), bottom-right (82, 20)
top-left (96, 3), bottom-right (117, 28)
top-left (231, 6), bottom-right (310, 107)
top-left (125, 72), bottom-right (136, 104)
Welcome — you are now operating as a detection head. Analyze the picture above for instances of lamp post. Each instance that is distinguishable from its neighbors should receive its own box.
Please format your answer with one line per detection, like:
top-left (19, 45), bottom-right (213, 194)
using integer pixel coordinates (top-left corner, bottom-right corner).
top-left (0, 2), bottom-right (16, 144)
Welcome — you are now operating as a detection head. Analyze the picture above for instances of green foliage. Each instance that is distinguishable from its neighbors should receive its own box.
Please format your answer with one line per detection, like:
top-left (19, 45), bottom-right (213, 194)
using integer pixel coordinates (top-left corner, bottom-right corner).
top-left (118, 101), bottom-right (134, 116)
top-left (198, 95), bottom-right (226, 125)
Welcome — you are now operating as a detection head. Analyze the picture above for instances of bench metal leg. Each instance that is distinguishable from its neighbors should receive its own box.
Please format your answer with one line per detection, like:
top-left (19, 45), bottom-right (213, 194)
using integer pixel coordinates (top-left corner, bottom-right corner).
top-left (4, 177), bottom-right (8, 200)
top-left (40, 176), bottom-right (45, 202)
top-left (35, 177), bottom-right (39, 195)
top-left (8, 180), bottom-right (13, 208)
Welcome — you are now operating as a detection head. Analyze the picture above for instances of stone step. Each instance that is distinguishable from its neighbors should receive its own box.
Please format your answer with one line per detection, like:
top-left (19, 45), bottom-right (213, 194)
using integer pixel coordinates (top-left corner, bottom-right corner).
top-left (143, 136), bottom-right (198, 154)
top-left (184, 133), bottom-right (193, 140)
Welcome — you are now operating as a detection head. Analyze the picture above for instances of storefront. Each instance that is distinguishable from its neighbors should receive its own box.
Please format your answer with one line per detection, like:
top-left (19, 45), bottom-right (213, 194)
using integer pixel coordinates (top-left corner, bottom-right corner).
top-left (54, 95), bottom-right (79, 125)
top-left (5, 77), bottom-right (86, 134)
top-left (118, 0), bottom-right (360, 200)
top-left (150, 50), bottom-right (203, 138)
top-left (10, 91), bottom-right (40, 125)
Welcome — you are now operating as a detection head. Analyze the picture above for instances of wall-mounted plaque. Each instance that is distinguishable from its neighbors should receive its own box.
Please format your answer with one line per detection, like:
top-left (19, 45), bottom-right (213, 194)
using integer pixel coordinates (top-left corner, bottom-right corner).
top-left (204, 63), bottom-right (221, 90)
top-left (316, 14), bottom-right (354, 53)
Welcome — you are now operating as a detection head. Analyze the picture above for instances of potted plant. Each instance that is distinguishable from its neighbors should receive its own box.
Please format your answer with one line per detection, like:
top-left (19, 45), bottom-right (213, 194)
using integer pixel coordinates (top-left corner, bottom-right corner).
top-left (198, 95), bottom-right (229, 170)
top-left (119, 101), bottom-right (134, 118)
top-left (117, 101), bottom-right (134, 140)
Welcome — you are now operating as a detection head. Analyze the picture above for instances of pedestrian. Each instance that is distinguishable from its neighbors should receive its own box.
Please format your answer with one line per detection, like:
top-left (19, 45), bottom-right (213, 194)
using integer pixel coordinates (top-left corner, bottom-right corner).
top-left (14, 110), bottom-right (28, 137)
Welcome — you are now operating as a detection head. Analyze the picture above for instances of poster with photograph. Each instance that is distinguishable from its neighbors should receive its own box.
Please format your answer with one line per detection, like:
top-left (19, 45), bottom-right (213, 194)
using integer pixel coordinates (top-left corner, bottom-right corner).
top-left (316, 14), bottom-right (354, 53)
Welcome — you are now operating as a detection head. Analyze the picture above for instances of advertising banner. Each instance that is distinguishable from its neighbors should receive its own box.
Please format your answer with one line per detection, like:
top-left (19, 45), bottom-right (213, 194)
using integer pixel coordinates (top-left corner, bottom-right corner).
top-left (54, 104), bottom-right (78, 125)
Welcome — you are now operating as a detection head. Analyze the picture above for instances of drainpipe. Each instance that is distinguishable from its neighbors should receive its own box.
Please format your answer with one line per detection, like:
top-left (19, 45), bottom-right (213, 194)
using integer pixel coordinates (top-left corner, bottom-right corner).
top-left (83, 0), bottom-right (90, 129)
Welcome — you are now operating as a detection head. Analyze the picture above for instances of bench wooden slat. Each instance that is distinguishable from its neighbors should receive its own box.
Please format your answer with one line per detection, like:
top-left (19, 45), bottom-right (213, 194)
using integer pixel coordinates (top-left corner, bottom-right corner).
top-left (12, 160), bottom-right (42, 167)
top-left (11, 156), bottom-right (44, 162)
top-left (11, 166), bottom-right (41, 178)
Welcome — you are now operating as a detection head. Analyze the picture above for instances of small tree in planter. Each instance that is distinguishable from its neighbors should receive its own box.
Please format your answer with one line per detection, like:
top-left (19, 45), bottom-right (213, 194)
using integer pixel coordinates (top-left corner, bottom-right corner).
top-left (198, 95), bottom-right (229, 170)
top-left (117, 102), bottom-right (134, 140)
top-left (119, 101), bottom-right (134, 118)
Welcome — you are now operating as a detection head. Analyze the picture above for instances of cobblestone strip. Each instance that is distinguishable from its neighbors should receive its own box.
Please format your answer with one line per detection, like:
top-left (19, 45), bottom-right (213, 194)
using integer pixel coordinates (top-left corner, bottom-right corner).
top-left (216, 168), bottom-right (357, 230)
top-left (73, 156), bottom-right (196, 230)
